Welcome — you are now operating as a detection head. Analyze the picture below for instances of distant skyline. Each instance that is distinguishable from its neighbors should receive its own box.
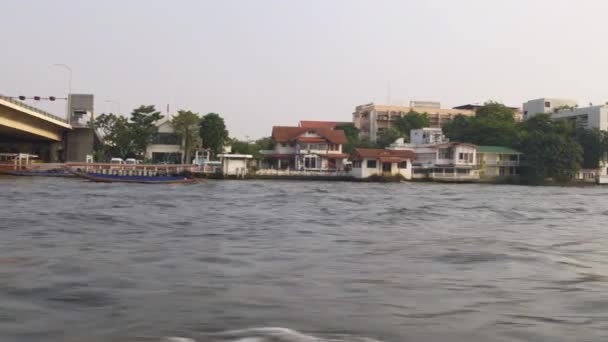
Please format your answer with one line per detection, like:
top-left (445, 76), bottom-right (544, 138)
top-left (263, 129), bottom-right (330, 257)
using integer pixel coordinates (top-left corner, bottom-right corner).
top-left (3, 0), bottom-right (608, 139)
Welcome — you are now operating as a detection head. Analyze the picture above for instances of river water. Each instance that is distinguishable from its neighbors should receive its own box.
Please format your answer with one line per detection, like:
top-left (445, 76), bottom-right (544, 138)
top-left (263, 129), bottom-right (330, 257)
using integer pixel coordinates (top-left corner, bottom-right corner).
top-left (2, 177), bottom-right (608, 342)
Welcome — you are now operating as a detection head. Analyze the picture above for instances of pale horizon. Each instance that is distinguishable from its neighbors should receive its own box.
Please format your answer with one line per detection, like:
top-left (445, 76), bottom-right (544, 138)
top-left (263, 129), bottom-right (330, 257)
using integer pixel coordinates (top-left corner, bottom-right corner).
top-left (3, 0), bottom-right (608, 139)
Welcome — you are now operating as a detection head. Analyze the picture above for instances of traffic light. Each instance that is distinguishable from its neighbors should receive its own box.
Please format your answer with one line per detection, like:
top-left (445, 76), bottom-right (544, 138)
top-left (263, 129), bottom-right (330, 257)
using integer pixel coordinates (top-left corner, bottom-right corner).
top-left (49, 96), bottom-right (56, 101)
top-left (33, 96), bottom-right (41, 101)
top-left (18, 96), bottom-right (26, 100)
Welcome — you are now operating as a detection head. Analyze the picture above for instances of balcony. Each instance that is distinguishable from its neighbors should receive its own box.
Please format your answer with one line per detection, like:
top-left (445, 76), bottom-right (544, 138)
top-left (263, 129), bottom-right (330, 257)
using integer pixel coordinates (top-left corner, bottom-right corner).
top-left (479, 160), bottom-right (519, 167)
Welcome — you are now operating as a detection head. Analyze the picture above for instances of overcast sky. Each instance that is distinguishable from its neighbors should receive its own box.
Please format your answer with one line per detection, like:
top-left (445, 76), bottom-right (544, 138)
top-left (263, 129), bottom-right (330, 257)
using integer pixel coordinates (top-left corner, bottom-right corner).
top-left (3, 0), bottom-right (608, 138)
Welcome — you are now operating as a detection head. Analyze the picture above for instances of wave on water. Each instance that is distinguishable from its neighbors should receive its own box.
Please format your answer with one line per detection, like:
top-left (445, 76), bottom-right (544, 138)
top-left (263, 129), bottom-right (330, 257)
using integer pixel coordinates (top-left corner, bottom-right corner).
top-left (164, 327), bottom-right (383, 342)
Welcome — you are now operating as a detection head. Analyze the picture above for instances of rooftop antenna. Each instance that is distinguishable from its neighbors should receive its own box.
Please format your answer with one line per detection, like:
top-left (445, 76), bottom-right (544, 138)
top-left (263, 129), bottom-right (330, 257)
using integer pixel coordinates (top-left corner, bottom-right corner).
top-left (387, 81), bottom-right (392, 105)
top-left (166, 104), bottom-right (170, 117)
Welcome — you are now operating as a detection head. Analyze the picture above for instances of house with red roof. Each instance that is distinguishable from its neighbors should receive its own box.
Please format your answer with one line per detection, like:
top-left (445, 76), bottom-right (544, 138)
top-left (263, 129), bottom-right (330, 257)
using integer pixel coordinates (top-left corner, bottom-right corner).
top-left (349, 148), bottom-right (415, 179)
top-left (259, 126), bottom-right (349, 171)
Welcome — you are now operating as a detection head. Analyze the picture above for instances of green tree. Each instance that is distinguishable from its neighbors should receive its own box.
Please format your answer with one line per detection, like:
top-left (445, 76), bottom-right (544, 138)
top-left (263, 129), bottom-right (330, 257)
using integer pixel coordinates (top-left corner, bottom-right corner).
top-left (393, 111), bottom-right (430, 139)
top-left (255, 137), bottom-right (275, 151)
top-left (171, 110), bottom-right (201, 164)
top-left (340, 124), bottom-right (362, 153)
top-left (518, 114), bottom-right (582, 183)
top-left (89, 113), bottom-right (135, 160)
top-left (475, 101), bottom-right (516, 122)
top-left (200, 113), bottom-right (229, 156)
top-left (130, 105), bottom-right (163, 158)
top-left (443, 102), bottom-right (517, 147)
top-left (377, 128), bottom-right (404, 148)
top-left (229, 136), bottom-right (274, 160)
top-left (442, 114), bottom-right (471, 142)
top-left (574, 128), bottom-right (608, 169)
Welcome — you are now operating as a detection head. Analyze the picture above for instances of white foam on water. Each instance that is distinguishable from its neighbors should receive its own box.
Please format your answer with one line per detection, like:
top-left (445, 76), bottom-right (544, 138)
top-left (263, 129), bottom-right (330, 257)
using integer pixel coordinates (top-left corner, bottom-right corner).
top-left (200, 327), bottom-right (384, 342)
top-left (232, 338), bottom-right (264, 342)
top-left (164, 337), bottom-right (197, 342)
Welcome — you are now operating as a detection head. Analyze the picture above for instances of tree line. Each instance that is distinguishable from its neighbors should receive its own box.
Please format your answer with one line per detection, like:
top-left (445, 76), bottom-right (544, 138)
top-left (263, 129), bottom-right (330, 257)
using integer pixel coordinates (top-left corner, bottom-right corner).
top-left (442, 102), bottom-right (608, 183)
top-left (90, 106), bottom-right (228, 163)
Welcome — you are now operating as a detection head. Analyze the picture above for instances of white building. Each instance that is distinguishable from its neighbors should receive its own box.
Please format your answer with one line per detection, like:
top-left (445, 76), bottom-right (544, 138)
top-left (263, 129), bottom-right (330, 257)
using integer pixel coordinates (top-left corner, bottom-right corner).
top-left (523, 98), bottom-right (608, 130)
top-left (522, 98), bottom-right (578, 120)
top-left (349, 148), bottom-right (415, 179)
top-left (388, 129), bottom-right (479, 181)
top-left (218, 154), bottom-right (253, 177)
top-left (145, 117), bottom-right (183, 164)
top-left (409, 127), bottom-right (449, 145)
top-left (552, 105), bottom-right (608, 130)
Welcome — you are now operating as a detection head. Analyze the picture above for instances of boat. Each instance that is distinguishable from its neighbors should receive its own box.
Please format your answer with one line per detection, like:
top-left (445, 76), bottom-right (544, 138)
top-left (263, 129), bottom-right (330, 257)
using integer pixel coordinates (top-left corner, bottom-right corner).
top-left (0, 153), bottom-right (73, 177)
top-left (0, 169), bottom-right (74, 177)
top-left (71, 171), bottom-right (198, 184)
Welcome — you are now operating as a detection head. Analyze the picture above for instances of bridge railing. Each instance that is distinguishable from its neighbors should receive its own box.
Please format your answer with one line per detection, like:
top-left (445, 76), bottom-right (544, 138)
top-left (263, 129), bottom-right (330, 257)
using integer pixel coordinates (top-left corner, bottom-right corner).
top-left (0, 94), bottom-right (69, 124)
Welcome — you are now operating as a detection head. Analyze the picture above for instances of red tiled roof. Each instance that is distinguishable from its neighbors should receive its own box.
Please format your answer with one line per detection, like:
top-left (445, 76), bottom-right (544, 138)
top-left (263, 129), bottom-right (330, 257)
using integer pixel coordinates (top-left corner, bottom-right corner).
top-left (271, 126), bottom-right (348, 144)
top-left (297, 137), bottom-right (327, 143)
top-left (350, 148), bottom-right (415, 161)
top-left (299, 120), bottom-right (351, 129)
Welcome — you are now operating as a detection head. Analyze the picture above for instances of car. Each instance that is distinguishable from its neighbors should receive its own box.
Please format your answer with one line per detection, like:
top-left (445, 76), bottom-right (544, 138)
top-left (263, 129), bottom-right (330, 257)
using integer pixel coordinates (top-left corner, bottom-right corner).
top-left (110, 158), bottom-right (124, 164)
top-left (125, 158), bottom-right (139, 165)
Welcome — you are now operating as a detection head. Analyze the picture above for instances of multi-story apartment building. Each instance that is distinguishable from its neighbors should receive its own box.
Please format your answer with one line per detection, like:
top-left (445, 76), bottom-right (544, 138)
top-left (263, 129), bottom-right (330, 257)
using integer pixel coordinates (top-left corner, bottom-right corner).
top-left (523, 98), bottom-right (608, 130)
top-left (352, 101), bottom-right (474, 142)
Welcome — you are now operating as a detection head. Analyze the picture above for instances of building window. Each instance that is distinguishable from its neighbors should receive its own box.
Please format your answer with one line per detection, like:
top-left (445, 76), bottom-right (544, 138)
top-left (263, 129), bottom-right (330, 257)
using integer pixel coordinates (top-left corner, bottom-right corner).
top-left (545, 101), bottom-right (551, 108)
top-left (439, 148), bottom-right (452, 159)
top-left (353, 160), bottom-right (362, 168)
top-left (152, 152), bottom-right (181, 164)
top-left (152, 133), bottom-right (180, 145)
top-left (398, 161), bottom-right (408, 168)
top-left (304, 156), bottom-right (317, 169)
top-left (367, 160), bottom-right (377, 168)
top-left (459, 152), bottom-right (474, 163)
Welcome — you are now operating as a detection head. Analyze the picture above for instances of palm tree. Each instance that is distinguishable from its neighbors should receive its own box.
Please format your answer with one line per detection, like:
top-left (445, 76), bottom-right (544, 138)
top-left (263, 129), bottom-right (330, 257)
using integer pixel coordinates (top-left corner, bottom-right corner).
top-left (171, 110), bottom-right (201, 164)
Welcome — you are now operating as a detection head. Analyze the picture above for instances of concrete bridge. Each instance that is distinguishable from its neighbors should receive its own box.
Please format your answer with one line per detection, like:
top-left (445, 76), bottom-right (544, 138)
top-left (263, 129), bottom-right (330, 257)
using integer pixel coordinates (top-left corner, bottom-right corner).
top-left (0, 94), bottom-right (98, 162)
top-left (0, 95), bottom-right (72, 142)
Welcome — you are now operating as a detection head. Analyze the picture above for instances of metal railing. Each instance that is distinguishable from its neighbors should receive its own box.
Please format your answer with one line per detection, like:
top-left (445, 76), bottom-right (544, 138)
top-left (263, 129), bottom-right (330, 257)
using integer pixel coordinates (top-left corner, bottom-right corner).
top-left (430, 173), bottom-right (479, 181)
top-left (256, 169), bottom-right (349, 177)
top-left (479, 160), bottom-right (519, 167)
top-left (0, 94), bottom-right (69, 124)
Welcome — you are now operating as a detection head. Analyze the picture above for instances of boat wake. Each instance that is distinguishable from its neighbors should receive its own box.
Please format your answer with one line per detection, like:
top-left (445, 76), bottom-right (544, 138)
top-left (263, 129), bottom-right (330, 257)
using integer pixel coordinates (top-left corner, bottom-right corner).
top-left (164, 327), bottom-right (383, 342)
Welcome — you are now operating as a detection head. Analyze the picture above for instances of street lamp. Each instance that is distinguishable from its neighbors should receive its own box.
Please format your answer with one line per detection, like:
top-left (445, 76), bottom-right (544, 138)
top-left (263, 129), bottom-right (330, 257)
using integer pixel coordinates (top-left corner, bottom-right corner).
top-left (53, 63), bottom-right (73, 121)
top-left (105, 99), bottom-right (121, 114)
